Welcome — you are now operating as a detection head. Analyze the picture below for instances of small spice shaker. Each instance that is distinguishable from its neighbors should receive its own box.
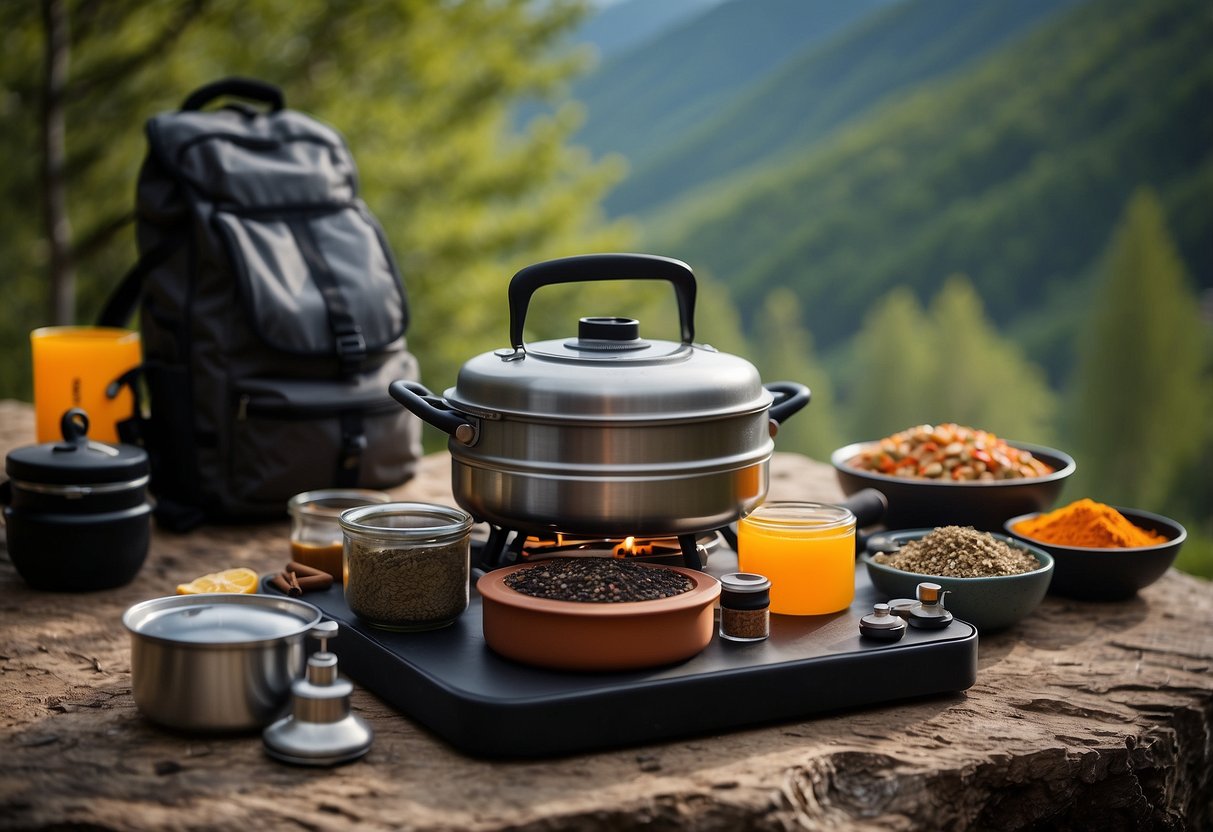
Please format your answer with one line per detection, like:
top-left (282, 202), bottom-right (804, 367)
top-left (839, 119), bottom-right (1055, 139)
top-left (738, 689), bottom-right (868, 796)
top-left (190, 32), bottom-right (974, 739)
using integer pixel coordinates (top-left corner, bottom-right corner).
top-left (263, 621), bottom-right (373, 766)
top-left (340, 502), bottom-right (473, 631)
top-left (718, 572), bottom-right (771, 642)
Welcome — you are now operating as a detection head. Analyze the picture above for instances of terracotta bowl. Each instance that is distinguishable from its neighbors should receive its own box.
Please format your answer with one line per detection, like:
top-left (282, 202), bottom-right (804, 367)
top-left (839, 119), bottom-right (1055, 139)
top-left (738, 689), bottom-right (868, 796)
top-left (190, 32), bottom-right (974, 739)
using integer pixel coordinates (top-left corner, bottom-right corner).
top-left (477, 563), bottom-right (721, 672)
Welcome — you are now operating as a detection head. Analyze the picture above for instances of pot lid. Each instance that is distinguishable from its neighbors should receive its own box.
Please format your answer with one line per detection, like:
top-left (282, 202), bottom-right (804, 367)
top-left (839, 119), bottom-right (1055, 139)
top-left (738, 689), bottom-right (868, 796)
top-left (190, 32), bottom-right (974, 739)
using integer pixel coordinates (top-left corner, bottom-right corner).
top-left (450, 325), bottom-right (771, 419)
top-left (5, 408), bottom-right (148, 485)
top-left (447, 254), bottom-right (772, 420)
top-left (123, 593), bottom-right (322, 646)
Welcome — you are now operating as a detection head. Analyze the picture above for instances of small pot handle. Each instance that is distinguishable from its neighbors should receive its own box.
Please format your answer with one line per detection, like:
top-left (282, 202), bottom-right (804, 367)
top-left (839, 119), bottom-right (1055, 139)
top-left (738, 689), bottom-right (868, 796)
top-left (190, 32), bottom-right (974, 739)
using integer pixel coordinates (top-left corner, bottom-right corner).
top-left (388, 381), bottom-right (477, 445)
top-left (839, 488), bottom-right (887, 529)
top-left (508, 253), bottom-right (697, 350)
top-left (765, 382), bottom-right (811, 427)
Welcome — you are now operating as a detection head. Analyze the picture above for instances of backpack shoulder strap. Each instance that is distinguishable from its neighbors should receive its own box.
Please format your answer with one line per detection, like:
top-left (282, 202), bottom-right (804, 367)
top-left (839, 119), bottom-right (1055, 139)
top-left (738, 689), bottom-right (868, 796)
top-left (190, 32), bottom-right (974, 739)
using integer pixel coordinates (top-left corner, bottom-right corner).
top-left (97, 234), bottom-right (182, 327)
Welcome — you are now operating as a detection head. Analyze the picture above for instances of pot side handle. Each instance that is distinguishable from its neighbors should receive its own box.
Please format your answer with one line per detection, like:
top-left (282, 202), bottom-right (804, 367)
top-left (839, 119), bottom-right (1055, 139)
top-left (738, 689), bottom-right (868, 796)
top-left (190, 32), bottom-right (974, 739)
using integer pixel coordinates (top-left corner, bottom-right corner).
top-left (839, 488), bottom-right (888, 530)
top-left (388, 381), bottom-right (477, 445)
top-left (765, 382), bottom-right (811, 428)
top-left (508, 253), bottom-right (697, 349)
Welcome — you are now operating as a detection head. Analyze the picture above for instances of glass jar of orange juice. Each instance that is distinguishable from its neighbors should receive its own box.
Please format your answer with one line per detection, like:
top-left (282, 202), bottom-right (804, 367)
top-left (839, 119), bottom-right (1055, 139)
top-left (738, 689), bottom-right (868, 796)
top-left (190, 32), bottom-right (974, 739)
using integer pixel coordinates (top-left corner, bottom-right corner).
top-left (288, 489), bottom-right (392, 581)
top-left (737, 502), bottom-right (856, 615)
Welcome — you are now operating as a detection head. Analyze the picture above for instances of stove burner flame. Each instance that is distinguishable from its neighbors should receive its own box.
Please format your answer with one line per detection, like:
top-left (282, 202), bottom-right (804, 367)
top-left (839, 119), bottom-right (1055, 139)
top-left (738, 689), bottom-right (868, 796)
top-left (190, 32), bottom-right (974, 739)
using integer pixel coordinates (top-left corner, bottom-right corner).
top-left (613, 536), bottom-right (655, 558)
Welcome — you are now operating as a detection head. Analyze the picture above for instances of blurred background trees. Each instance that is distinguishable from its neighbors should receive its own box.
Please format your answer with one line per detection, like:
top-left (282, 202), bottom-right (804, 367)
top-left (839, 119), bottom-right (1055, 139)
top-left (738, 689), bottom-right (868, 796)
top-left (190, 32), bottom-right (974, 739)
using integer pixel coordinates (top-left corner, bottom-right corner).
top-left (2, 0), bottom-right (1209, 574)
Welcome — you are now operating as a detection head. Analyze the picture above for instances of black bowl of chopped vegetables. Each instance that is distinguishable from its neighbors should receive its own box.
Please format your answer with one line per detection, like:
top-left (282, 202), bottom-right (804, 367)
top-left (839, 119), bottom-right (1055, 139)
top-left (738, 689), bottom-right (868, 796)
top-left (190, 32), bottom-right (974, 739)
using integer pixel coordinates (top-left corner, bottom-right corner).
top-left (832, 425), bottom-right (1076, 532)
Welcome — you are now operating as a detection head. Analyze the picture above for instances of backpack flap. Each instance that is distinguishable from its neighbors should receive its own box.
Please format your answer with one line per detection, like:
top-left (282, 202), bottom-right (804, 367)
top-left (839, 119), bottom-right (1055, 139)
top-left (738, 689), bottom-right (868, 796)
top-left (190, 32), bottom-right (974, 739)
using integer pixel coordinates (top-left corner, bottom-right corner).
top-left (147, 105), bottom-right (407, 374)
top-left (214, 204), bottom-right (406, 370)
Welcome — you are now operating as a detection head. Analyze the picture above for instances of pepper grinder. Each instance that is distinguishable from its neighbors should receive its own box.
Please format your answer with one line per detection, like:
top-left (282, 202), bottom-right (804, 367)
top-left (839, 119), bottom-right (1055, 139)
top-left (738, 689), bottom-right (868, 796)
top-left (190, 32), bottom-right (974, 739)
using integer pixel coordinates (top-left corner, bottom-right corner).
top-left (263, 620), bottom-right (373, 766)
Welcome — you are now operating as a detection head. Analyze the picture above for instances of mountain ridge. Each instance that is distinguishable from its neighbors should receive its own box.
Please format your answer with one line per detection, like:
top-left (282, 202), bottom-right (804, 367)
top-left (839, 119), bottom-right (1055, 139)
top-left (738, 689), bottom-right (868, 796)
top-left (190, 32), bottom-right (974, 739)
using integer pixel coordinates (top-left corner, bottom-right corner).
top-left (642, 0), bottom-right (1212, 360)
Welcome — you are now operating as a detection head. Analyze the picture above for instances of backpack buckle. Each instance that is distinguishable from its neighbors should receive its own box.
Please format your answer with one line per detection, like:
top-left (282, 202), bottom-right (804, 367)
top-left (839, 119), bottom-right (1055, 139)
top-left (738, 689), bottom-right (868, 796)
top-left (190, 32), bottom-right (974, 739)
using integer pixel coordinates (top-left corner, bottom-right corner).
top-left (337, 413), bottom-right (368, 486)
top-left (335, 330), bottom-right (367, 358)
top-left (335, 329), bottom-right (367, 375)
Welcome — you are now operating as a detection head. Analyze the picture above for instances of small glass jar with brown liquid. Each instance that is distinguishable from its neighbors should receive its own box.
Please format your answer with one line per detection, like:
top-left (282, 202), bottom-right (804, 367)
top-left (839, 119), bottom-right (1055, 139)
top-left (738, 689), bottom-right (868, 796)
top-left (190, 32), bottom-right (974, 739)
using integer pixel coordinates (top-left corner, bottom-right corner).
top-left (288, 489), bottom-right (392, 581)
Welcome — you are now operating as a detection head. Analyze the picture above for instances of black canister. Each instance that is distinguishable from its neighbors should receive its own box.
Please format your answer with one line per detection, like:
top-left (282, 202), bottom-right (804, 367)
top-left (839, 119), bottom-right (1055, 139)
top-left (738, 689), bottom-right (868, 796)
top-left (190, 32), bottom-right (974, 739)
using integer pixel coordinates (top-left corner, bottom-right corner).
top-left (3, 409), bottom-right (150, 591)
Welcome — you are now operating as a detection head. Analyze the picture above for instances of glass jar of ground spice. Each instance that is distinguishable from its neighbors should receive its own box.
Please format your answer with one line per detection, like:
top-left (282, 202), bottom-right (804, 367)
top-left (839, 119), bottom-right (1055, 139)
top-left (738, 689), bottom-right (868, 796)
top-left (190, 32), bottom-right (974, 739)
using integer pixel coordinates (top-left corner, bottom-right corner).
top-left (289, 489), bottom-right (392, 581)
top-left (339, 502), bottom-right (473, 631)
top-left (718, 572), bottom-right (771, 642)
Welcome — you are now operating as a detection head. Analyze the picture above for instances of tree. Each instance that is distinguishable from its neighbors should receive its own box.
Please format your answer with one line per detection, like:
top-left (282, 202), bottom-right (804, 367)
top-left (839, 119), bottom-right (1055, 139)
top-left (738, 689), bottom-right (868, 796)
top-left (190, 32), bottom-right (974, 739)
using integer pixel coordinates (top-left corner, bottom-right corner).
top-left (926, 275), bottom-right (1057, 443)
top-left (843, 286), bottom-right (937, 441)
top-left (842, 277), bottom-right (1057, 443)
top-left (1, 0), bottom-right (628, 404)
top-left (1069, 188), bottom-right (1207, 508)
top-left (1, 0), bottom-right (215, 397)
top-left (751, 287), bottom-right (840, 459)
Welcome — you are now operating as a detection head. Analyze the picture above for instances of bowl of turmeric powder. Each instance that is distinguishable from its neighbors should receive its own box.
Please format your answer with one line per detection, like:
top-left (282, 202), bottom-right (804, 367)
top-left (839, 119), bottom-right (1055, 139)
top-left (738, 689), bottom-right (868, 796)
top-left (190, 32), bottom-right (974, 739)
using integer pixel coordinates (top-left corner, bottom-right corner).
top-left (1005, 499), bottom-right (1186, 600)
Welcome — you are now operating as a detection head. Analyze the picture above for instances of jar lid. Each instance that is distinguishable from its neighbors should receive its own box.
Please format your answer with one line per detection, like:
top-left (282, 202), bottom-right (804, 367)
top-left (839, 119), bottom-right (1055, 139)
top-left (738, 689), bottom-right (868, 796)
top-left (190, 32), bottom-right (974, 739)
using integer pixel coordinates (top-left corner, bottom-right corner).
top-left (741, 501), bottom-right (855, 533)
top-left (719, 572), bottom-right (771, 609)
top-left (339, 502), bottom-right (473, 542)
top-left (5, 409), bottom-right (148, 485)
top-left (288, 489), bottom-right (393, 518)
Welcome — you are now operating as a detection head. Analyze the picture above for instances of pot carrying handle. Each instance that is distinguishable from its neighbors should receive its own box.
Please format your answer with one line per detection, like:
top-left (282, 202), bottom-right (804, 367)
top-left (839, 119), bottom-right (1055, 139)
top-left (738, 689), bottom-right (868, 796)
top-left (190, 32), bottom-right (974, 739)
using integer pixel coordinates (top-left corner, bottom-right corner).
top-left (508, 253), bottom-right (697, 350)
top-left (388, 381), bottom-right (477, 445)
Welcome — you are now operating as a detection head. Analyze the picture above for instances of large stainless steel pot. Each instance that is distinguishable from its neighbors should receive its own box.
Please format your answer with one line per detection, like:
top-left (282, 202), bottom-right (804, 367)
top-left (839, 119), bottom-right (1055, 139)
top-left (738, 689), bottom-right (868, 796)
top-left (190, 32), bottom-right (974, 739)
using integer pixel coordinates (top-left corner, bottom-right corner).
top-left (390, 253), bottom-right (810, 536)
top-left (123, 593), bottom-right (323, 732)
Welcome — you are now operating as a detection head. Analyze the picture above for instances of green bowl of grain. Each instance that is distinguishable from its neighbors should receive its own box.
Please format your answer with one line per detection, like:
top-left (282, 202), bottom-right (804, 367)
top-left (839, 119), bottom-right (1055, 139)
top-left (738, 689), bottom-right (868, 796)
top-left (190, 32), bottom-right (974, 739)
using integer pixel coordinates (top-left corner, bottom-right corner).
top-left (860, 527), bottom-right (1054, 632)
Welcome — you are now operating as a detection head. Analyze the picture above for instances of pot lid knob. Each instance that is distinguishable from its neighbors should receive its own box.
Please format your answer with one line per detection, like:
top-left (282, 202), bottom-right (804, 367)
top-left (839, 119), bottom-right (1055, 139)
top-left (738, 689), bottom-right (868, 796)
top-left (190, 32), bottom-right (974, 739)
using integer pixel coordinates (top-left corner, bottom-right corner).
top-left (860, 603), bottom-right (907, 641)
top-left (57, 408), bottom-right (90, 450)
top-left (570, 317), bottom-right (650, 352)
top-left (262, 620), bottom-right (374, 766)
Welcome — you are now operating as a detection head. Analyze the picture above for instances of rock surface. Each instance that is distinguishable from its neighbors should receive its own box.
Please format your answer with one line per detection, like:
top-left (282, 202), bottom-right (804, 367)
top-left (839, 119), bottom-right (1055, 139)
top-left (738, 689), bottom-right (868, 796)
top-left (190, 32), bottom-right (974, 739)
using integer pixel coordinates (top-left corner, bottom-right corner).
top-left (0, 399), bottom-right (1210, 831)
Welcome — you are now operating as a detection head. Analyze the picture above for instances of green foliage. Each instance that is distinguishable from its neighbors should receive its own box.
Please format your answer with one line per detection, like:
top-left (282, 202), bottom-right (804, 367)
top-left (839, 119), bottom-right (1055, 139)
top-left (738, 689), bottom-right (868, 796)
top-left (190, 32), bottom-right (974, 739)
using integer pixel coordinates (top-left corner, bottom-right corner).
top-left (842, 277), bottom-right (1058, 443)
top-left (0, 0), bottom-right (633, 407)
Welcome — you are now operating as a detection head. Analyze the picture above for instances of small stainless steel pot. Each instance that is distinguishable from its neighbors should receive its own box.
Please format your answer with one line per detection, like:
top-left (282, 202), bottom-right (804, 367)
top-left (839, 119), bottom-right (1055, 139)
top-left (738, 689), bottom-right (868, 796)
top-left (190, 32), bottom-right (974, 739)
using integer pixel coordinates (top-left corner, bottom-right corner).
top-left (390, 254), bottom-right (811, 536)
top-left (123, 593), bottom-right (323, 732)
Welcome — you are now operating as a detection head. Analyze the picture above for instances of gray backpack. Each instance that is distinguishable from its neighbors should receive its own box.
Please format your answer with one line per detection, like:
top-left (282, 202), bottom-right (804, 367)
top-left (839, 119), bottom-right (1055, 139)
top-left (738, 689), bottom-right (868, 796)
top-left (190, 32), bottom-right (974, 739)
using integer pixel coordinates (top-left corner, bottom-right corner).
top-left (100, 78), bottom-right (421, 531)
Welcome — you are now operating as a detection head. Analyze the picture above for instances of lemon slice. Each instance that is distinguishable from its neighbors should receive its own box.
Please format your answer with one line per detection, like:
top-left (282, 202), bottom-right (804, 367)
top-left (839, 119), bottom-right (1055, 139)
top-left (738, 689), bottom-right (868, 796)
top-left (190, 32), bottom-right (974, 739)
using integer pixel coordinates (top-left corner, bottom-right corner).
top-left (176, 567), bottom-right (260, 595)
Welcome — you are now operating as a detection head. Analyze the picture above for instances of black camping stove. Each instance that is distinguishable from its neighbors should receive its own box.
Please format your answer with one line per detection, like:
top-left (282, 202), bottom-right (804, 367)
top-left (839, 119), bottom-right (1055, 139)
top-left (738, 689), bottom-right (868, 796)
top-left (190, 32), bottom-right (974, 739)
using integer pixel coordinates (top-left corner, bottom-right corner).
top-left (473, 525), bottom-right (732, 571)
top-left (267, 531), bottom-right (978, 758)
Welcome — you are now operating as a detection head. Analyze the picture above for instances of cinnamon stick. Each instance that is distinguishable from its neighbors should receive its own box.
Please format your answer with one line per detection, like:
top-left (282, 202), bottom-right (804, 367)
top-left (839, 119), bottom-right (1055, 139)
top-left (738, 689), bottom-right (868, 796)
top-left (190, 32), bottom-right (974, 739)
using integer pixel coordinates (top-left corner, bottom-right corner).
top-left (287, 561), bottom-right (329, 579)
top-left (271, 563), bottom-right (335, 595)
